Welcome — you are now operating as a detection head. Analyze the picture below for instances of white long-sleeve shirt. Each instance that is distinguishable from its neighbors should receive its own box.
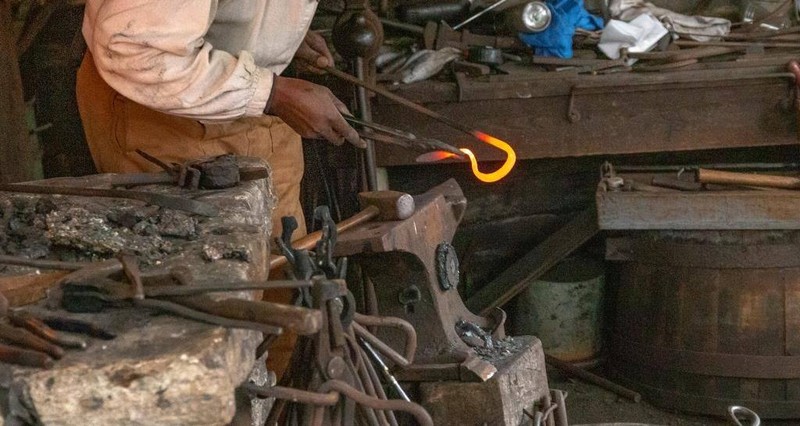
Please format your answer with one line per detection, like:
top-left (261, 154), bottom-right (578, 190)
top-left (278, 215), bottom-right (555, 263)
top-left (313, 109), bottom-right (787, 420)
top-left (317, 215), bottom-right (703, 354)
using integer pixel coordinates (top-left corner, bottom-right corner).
top-left (82, 0), bottom-right (318, 121)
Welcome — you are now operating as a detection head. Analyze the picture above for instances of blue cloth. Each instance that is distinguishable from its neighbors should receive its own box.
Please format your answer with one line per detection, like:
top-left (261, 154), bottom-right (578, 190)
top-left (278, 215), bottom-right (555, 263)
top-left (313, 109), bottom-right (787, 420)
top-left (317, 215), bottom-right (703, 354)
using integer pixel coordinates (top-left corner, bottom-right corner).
top-left (519, 0), bottom-right (604, 58)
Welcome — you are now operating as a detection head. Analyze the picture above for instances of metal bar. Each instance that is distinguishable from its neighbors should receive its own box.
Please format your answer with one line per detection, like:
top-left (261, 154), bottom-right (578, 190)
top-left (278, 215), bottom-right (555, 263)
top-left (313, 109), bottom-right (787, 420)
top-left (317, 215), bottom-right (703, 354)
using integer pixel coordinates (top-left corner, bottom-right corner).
top-left (361, 339), bottom-right (411, 402)
top-left (0, 183), bottom-right (218, 217)
top-left (360, 345), bottom-right (399, 426)
top-left (324, 66), bottom-right (476, 138)
top-left (545, 353), bottom-right (641, 402)
top-left (142, 280), bottom-right (314, 297)
top-left (346, 334), bottom-right (383, 426)
top-left (355, 58), bottom-right (379, 192)
top-left (453, 0), bottom-right (511, 30)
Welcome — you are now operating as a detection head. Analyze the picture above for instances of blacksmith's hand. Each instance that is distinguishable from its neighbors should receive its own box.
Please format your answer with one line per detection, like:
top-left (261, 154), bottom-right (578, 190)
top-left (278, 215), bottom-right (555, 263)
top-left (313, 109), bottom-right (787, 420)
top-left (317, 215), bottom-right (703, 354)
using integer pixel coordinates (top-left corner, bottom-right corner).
top-left (294, 31), bottom-right (335, 74)
top-left (268, 76), bottom-right (365, 148)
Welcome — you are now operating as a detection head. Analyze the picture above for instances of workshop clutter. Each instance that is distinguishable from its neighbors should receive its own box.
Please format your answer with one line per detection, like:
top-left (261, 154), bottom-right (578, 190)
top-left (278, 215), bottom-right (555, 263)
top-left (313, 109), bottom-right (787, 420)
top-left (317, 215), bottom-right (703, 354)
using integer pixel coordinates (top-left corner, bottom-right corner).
top-left (371, 0), bottom-right (800, 82)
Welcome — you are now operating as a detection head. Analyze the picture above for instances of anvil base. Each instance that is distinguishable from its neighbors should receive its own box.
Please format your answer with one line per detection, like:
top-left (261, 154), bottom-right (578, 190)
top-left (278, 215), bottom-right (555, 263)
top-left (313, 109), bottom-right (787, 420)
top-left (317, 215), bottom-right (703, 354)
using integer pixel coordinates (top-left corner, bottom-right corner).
top-left (418, 336), bottom-right (549, 426)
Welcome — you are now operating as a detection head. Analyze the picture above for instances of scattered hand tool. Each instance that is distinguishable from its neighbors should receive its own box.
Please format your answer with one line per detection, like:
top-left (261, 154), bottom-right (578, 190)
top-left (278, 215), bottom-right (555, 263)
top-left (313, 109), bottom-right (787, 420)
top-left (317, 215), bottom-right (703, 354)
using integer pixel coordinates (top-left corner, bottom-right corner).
top-left (262, 207), bottom-right (428, 425)
top-left (545, 353), bottom-right (641, 403)
top-left (0, 291), bottom-right (104, 369)
top-left (344, 115), bottom-right (465, 158)
top-left (55, 258), bottom-right (322, 336)
top-left (269, 189), bottom-right (416, 271)
top-left (134, 151), bottom-right (270, 190)
top-left (696, 168), bottom-right (800, 189)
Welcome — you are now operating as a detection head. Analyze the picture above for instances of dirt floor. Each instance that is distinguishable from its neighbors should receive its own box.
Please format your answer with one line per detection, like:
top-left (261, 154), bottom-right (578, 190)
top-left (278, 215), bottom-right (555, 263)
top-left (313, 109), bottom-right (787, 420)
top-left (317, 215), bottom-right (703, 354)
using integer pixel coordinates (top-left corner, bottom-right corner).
top-left (548, 370), bottom-right (790, 426)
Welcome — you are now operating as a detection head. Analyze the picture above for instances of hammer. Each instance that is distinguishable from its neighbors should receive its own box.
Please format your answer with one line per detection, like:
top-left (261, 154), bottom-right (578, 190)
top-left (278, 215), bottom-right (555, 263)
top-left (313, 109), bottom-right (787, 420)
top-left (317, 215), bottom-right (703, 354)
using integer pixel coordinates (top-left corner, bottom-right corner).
top-left (269, 190), bottom-right (415, 271)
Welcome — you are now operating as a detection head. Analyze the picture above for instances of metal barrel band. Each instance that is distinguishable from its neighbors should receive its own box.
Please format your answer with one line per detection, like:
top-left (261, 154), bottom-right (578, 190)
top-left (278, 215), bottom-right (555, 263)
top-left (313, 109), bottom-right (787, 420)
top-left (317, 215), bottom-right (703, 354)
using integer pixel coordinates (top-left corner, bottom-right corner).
top-left (611, 334), bottom-right (800, 379)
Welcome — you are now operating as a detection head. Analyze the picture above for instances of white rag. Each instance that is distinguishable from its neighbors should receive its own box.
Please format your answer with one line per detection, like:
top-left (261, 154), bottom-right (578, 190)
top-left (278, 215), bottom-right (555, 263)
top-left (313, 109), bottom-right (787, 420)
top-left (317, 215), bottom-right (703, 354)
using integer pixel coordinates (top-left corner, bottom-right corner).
top-left (609, 0), bottom-right (731, 41)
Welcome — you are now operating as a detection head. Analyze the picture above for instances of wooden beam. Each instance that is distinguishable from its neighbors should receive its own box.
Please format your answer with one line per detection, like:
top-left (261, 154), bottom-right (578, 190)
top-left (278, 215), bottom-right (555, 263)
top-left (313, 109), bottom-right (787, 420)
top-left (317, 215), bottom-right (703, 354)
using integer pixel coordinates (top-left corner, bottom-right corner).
top-left (0, 0), bottom-right (38, 183)
top-left (465, 208), bottom-right (599, 316)
top-left (597, 189), bottom-right (800, 230)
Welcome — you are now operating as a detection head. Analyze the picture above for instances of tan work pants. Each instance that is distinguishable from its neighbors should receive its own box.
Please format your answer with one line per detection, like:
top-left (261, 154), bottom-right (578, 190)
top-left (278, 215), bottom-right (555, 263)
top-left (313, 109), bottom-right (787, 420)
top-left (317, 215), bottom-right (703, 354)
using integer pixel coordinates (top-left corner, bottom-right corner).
top-left (76, 52), bottom-right (304, 376)
top-left (76, 52), bottom-right (306, 238)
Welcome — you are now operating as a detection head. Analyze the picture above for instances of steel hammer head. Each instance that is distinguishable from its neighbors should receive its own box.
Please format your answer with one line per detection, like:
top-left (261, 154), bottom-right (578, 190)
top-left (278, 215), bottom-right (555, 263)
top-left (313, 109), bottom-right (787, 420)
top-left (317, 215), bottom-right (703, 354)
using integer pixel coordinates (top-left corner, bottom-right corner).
top-left (358, 190), bottom-right (415, 221)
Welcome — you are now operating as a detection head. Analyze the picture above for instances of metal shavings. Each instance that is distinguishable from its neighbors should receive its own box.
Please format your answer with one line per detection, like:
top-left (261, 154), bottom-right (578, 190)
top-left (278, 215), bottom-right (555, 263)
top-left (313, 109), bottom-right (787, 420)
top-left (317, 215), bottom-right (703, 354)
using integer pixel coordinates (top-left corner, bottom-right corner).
top-left (201, 243), bottom-right (251, 263)
top-left (45, 206), bottom-right (174, 263)
top-left (473, 336), bottom-right (524, 364)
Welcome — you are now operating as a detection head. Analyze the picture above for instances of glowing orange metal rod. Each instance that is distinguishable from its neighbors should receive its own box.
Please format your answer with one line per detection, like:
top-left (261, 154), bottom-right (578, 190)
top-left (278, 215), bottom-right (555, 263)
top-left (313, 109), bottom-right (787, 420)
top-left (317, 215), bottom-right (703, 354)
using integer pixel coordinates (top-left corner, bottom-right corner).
top-left (324, 66), bottom-right (517, 182)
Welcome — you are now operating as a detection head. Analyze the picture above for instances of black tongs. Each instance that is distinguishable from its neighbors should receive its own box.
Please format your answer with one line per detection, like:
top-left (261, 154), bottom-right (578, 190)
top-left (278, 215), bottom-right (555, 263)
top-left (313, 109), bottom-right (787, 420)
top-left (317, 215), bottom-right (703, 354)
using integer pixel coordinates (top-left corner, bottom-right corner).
top-left (344, 115), bottom-right (465, 158)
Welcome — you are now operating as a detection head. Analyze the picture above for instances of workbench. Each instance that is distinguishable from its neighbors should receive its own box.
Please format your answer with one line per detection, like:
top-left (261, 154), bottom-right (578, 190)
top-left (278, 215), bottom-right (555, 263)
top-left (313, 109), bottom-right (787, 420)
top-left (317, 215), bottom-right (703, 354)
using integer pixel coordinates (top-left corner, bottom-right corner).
top-left (0, 161), bottom-right (274, 426)
top-left (372, 64), bottom-right (798, 166)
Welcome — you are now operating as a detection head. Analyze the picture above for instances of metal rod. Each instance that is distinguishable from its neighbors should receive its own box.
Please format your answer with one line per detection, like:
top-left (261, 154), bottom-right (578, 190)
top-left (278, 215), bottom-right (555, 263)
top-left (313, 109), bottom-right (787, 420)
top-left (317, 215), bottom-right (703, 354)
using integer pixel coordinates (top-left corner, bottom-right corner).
top-left (0, 255), bottom-right (91, 271)
top-left (316, 380), bottom-right (434, 426)
top-left (379, 18), bottom-right (424, 34)
top-left (346, 334), bottom-right (384, 426)
top-left (0, 183), bottom-right (218, 217)
top-left (244, 383), bottom-right (339, 406)
top-left (354, 313), bottom-right (417, 363)
top-left (545, 353), bottom-right (641, 403)
top-left (142, 280), bottom-right (314, 297)
top-left (353, 322), bottom-right (409, 367)
top-left (675, 39), bottom-right (800, 48)
top-left (360, 345), bottom-right (399, 426)
top-left (355, 58), bottom-right (379, 192)
top-left (361, 338), bottom-right (411, 402)
top-left (453, 0), bottom-right (511, 30)
top-left (324, 66), bottom-right (476, 139)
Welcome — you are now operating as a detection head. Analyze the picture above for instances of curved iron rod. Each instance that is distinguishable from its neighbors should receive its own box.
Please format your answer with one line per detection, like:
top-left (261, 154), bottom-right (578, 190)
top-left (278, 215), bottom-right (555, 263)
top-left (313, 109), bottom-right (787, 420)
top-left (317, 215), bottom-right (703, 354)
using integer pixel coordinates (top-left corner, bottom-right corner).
top-left (352, 322), bottom-right (409, 367)
top-left (354, 313), bottom-right (416, 363)
top-left (316, 380), bottom-right (433, 426)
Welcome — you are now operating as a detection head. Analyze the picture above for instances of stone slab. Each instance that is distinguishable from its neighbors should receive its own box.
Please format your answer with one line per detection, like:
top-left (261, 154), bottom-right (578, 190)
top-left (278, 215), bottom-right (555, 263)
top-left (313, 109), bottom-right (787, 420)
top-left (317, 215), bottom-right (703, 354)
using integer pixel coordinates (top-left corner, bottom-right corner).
top-left (0, 158), bottom-right (275, 425)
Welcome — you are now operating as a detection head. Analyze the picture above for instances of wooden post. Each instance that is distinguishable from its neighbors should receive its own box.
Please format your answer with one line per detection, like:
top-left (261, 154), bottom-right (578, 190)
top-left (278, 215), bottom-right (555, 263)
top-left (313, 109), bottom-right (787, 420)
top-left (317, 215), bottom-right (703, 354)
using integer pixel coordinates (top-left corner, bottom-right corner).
top-left (0, 0), bottom-right (38, 183)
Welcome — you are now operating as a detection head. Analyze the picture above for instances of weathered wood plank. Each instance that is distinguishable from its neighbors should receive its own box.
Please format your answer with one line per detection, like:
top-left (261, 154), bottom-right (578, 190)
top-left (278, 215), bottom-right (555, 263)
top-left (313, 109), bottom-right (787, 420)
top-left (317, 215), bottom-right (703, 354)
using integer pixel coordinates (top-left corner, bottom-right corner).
top-left (465, 208), bottom-right (599, 316)
top-left (373, 76), bottom-right (796, 166)
top-left (0, 1), bottom-right (38, 183)
top-left (597, 190), bottom-right (800, 230)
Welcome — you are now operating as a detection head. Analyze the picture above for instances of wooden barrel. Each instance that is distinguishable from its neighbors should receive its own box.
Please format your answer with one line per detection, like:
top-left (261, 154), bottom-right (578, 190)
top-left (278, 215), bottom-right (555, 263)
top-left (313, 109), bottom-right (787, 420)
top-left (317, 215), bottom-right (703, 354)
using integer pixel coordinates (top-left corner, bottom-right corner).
top-left (607, 231), bottom-right (800, 419)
